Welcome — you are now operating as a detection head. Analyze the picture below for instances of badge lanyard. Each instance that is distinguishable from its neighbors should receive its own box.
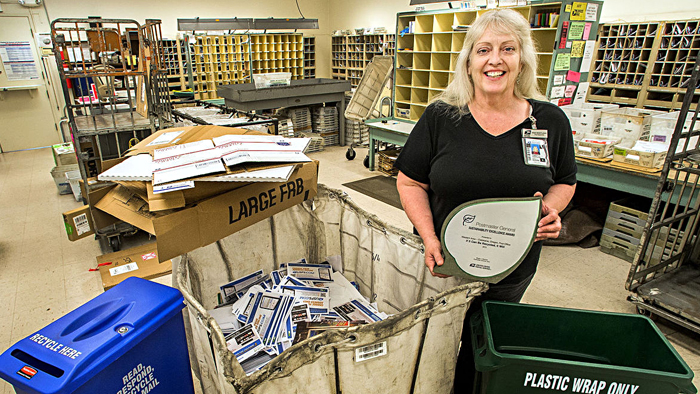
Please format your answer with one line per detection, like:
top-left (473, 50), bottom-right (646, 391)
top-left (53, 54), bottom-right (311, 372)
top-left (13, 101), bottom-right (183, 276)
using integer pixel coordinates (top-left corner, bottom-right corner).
top-left (522, 114), bottom-right (550, 168)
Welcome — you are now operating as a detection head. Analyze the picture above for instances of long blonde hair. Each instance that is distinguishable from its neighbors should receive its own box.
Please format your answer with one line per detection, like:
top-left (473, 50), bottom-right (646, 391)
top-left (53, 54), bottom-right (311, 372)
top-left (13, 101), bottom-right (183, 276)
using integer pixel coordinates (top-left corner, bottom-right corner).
top-left (434, 8), bottom-right (544, 114)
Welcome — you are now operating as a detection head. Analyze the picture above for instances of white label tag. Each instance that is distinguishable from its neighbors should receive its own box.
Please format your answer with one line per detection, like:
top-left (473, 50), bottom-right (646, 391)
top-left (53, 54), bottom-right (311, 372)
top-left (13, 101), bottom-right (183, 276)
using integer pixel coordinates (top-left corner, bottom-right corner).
top-left (626, 154), bottom-right (640, 161)
top-left (355, 341), bottom-right (388, 362)
top-left (579, 146), bottom-right (592, 153)
top-left (109, 263), bottom-right (139, 276)
top-left (73, 213), bottom-right (91, 236)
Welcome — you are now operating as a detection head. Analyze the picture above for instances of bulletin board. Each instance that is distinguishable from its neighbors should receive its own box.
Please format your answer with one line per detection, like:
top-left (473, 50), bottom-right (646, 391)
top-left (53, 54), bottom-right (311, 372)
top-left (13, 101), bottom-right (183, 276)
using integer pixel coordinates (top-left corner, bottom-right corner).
top-left (546, 0), bottom-right (604, 105)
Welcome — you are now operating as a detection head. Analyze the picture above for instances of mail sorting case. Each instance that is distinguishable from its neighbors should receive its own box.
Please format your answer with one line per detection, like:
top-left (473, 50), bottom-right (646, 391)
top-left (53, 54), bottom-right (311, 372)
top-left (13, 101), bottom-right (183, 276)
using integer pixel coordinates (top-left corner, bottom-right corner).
top-left (0, 277), bottom-right (194, 394)
top-left (471, 301), bottom-right (696, 394)
top-left (176, 184), bottom-right (488, 394)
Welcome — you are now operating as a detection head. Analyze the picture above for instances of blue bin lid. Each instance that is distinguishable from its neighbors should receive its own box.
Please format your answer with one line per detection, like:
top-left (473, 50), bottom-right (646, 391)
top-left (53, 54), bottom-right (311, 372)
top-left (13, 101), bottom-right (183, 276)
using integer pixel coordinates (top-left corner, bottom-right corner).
top-left (0, 277), bottom-right (185, 394)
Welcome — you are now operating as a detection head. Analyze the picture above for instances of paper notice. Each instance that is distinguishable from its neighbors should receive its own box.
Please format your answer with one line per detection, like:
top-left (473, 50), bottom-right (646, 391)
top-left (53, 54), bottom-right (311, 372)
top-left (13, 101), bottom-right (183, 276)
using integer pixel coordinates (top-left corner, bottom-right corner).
top-left (571, 41), bottom-right (585, 58)
top-left (570, 2), bottom-right (587, 20)
top-left (565, 85), bottom-right (577, 98)
top-left (583, 23), bottom-right (593, 40)
top-left (568, 22), bottom-right (586, 40)
top-left (554, 75), bottom-right (564, 85)
top-left (580, 41), bottom-right (596, 73)
top-left (559, 22), bottom-right (569, 49)
top-left (566, 70), bottom-right (581, 83)
top-left (551, 86), bottom-right (565, 99)
top-left (0, 41), bottom-right (39, 81)
top-left (574, 82), bottom-right (589, 104)
top-left (554, 53), bottom-right (571, 71)
top-left (585, 3), bottom-right (599, 21)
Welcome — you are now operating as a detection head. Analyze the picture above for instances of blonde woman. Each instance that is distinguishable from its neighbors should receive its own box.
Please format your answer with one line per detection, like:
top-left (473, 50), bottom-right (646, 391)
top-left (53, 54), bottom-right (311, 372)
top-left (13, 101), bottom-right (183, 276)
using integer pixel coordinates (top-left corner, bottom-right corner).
top-left (394, 8), bottom-right (577, 390)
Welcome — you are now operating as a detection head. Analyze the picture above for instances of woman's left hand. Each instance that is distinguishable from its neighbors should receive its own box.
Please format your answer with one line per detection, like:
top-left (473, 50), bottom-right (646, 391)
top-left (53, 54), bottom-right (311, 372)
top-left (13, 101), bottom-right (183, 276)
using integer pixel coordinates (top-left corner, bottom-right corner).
top-left (534, 192), bottom-right (562, 242)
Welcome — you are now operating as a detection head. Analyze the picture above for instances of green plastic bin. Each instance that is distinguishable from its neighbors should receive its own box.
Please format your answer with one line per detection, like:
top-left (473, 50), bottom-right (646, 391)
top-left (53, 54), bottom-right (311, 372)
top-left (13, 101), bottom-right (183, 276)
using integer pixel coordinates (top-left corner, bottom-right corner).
top-left (471, 301), bottom-right (696, 394)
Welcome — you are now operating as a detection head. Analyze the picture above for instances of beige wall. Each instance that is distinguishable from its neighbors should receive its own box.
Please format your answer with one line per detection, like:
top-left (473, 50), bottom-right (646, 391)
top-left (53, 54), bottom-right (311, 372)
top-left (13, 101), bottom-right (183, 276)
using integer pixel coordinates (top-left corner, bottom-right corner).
top-left (328, 0), bottom-right (700, 33)
top-left (43, 0), bottom-right (332, 78)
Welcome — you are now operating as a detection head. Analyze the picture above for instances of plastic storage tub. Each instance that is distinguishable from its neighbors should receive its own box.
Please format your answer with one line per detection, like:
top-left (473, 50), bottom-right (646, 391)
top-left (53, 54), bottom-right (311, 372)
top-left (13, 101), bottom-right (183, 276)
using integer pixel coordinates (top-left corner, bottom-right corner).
top-left (176, 184), bottom-right (487, 394)
top-left (0, 277), bottom-right (194, 394)
top-left (471, 301), bottom-right (696, 394)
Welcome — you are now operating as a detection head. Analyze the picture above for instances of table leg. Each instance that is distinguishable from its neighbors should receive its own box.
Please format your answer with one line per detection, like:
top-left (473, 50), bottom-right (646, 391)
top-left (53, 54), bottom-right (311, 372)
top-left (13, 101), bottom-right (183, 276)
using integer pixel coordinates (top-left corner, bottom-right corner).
top-left (369, 135), bottom-right (375, 171)
top-left (339, 97), bottom-right (346, 146)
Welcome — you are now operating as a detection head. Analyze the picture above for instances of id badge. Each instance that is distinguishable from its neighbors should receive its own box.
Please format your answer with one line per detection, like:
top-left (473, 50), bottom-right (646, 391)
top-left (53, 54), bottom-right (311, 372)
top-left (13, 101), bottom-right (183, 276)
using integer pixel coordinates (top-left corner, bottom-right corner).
top-left (522, 129), bottom-right (549, 167)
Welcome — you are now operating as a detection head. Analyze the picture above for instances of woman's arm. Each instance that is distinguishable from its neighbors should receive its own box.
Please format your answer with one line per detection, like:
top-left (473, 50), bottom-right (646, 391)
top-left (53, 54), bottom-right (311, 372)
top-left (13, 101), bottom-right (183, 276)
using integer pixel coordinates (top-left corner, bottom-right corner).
top-left (396, 171), bottom-right (449, 277)
top-left (535, 183), bottom-right (577, 241)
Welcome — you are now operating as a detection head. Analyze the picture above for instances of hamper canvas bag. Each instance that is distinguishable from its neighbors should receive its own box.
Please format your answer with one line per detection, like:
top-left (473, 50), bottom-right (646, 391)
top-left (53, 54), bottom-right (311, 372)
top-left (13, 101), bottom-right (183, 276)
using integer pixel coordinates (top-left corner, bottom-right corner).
top-left (176, 185), bottom-right (487, 394)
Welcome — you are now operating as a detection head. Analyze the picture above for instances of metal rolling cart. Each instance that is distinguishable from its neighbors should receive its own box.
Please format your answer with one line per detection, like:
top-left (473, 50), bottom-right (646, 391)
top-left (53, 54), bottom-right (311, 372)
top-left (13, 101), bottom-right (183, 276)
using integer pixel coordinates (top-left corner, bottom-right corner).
top-left (51, 18), bottom-right (173, 250)
top-left (627, 53), bottom-right (700, 333)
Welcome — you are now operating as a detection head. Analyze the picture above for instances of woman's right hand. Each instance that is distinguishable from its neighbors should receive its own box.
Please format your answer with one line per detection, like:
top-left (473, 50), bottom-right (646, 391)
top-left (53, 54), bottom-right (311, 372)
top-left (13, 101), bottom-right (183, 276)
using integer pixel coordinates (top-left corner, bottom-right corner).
top-left (424, 236), bottom-right (451, 278)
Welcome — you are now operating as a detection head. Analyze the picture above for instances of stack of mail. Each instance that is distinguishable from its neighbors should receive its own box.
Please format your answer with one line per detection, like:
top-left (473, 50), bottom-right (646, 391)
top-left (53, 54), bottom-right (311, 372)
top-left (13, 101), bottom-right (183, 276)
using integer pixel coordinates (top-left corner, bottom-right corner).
top-left (211, 258), bottom-right (388, 375)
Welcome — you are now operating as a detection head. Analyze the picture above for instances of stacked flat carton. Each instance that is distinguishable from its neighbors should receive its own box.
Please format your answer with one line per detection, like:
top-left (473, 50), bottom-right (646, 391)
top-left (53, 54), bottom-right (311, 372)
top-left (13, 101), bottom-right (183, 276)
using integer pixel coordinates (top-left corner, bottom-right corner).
top-left (288, 107), bottom-right (312, 134)
top-left (345, 119), bottom-right (369, 146)
top-left (312, 106), bottom-right (339, 146)
top-left (61, 125), bottom-right (319, 262)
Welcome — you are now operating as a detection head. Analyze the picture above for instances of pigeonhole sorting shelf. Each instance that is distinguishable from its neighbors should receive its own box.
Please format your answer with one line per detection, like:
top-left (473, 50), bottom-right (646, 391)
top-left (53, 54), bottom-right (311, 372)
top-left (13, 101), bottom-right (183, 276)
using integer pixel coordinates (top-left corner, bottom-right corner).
top-left (471, 301), bottom-right (696, 394)
top-left (0, 277), bottom-right (194, 394)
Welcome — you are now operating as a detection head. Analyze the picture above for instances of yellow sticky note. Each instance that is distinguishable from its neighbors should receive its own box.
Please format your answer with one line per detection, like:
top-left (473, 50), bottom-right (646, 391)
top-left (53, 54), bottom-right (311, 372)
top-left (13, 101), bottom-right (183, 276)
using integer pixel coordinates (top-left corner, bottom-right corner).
top-left (565, 4), bottom-right (572, 12)
top-left (570, 2), bottom-right (587, 20)
top-left (571, 41), bottom-right (585, 57)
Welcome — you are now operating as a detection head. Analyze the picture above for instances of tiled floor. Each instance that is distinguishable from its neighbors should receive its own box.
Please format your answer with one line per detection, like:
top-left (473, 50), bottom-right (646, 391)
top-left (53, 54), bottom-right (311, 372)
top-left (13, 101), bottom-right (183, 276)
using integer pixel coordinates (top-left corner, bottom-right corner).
top-left (1, 145), bottom-right (699, 393)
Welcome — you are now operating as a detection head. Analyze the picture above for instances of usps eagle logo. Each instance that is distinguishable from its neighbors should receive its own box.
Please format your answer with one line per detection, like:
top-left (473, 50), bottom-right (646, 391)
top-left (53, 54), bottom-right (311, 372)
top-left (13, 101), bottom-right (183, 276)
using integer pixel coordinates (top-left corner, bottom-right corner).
top-left (463, 214), bottom-right (476, 225)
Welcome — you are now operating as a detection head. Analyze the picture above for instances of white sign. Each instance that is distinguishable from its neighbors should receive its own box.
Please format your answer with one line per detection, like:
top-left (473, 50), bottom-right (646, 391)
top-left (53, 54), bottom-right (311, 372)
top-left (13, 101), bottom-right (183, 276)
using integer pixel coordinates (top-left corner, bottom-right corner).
top-left (437, 198), bottom-right (541, 282)
top-left (0, 41), bottom-right (40, 81)
top-left (580, 40), bottom-right (596, 73)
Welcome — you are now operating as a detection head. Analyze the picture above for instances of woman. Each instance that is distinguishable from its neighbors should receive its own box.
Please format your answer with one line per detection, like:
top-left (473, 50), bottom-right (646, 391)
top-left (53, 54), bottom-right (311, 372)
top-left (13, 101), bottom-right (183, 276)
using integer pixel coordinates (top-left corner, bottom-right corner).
top-left (394, 8), bottom-right (577, 391)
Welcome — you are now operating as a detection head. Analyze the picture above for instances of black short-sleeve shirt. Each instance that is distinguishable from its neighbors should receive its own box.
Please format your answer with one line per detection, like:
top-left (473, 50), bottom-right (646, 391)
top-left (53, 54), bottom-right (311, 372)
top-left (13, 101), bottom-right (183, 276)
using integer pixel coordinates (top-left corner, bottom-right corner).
top-left (395, 99), bottom-right (577, 284)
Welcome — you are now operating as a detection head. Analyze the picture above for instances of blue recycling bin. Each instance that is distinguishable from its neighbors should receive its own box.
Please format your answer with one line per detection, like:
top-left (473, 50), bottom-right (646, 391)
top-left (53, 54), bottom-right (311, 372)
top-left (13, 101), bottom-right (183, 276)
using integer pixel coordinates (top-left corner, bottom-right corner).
top-left (0, 277), bottom-right (194, 394)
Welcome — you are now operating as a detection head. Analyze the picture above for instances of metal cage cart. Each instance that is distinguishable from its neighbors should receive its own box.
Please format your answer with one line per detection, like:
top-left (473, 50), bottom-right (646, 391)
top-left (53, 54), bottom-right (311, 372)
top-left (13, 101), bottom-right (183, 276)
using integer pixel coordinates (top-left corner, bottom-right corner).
top-left (51, 18), bottom-right (173, 250)
top-left (627, 53), bottom-right (700, 333)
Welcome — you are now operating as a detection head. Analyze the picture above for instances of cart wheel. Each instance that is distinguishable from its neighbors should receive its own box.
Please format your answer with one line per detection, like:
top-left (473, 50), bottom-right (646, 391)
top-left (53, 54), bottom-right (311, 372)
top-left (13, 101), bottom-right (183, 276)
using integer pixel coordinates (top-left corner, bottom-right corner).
top-left (636, 306), bottom-right (655, 320)
top-left (109, 236), bottom-right (121, 252)
top-left (363, 155), bottom-right (370, 168)
top-left (346, 146), bottom-right (356, 160)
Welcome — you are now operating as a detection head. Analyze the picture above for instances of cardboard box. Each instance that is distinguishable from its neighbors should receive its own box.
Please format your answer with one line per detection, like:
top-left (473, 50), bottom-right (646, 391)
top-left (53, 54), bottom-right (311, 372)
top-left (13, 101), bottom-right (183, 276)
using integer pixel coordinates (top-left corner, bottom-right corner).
top-left (600, 108), bottom-right (665, 146)
top-left (649, 112), bottom-right (699, 153)
top-left (52, 143), bottom-right (78, 166)
top-left (51, 164), bottom-right (79, 195)
top-left (97, 243), bottom-right (172, 290)
top-left (613, 144), bottom-right (667, 168)
top-left (574, 134), bottom-right (621, 159)
top-left (561, 103), bottom-right (619, 138)
top-left (112, 125), bottom-right (301, 212)
top-left (62, 205), bottom-right (95, 241)
top-left (93, 160), bottom-right (319, 261)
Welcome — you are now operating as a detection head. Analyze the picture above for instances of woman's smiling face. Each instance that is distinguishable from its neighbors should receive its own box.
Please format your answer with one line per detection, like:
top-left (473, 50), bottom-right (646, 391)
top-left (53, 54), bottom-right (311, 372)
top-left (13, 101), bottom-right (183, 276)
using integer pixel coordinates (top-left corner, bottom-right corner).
top-left (468, 28), bottom-right (522, 99)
